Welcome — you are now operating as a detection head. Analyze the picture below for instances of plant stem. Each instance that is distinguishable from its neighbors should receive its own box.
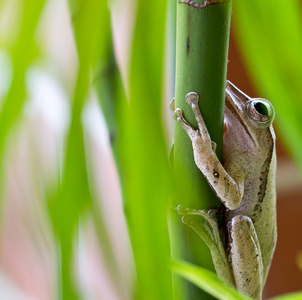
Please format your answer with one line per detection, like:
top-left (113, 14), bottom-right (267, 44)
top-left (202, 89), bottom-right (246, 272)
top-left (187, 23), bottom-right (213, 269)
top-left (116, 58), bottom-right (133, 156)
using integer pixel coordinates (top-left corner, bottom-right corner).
top-left (170, 0), bottom-right (232, 299)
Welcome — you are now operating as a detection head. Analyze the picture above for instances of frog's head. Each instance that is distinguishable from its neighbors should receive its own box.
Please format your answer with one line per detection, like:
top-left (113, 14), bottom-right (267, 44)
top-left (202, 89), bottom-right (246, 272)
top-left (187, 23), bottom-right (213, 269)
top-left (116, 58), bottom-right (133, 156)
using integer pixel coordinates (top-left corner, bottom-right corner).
top-left (223, 81), bottom-right (275, 158)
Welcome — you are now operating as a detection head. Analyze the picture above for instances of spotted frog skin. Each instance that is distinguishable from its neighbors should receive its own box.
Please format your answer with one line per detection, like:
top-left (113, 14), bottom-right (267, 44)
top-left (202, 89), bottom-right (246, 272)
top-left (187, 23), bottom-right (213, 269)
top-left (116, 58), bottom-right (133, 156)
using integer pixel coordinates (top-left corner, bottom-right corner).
top-left (171, 81), bottom-right (276, 300)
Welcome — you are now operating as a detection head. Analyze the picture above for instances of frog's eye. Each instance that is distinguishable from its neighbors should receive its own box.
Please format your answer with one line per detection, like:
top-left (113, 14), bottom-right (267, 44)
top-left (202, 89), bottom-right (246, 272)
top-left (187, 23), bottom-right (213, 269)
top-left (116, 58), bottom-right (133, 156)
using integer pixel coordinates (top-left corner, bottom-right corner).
top-left (246, 99), bottom-right (275, 126)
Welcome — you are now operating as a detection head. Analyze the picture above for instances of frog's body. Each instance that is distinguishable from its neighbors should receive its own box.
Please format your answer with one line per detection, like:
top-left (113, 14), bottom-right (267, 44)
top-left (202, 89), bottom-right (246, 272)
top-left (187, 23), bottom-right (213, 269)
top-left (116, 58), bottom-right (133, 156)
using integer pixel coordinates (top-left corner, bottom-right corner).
top-left (172, 81), bottom-right (277, 300)
top-left (224, 82), bottom-right (277, 284)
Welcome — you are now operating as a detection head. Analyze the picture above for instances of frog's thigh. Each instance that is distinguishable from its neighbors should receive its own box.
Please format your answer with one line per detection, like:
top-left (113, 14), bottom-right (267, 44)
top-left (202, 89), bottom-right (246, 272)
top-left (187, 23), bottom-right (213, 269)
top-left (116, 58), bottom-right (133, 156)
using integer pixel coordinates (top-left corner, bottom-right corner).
top-left (228, 215), bottom-right (263, 300)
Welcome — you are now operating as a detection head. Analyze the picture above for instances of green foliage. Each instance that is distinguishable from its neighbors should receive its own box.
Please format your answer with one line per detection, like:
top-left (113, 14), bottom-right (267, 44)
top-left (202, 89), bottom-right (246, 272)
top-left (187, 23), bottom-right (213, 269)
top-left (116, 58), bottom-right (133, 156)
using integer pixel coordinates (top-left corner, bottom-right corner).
top-left (172, 260), bottom-right (302, 300)
top-left (47, 0), bottom-right (111, 298)
top-left (171, 260), bottom-right (252, 300)
top-left (0, 0), bottom-right (46, 171)
top-left (0, 0), bottom-right (302, 299)
top-left (269, 292), bottom-right (302, 300)
top-left (120, 0), bottom-right (174, 298)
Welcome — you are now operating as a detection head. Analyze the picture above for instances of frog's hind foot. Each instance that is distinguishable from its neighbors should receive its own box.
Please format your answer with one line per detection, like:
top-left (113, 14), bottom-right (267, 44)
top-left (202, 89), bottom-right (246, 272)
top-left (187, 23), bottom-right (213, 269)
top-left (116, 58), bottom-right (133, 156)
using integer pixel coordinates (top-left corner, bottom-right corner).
top-left (176, 205), bottom-right (220, 246)
top-left (176, 205), bottom-right (235, 286)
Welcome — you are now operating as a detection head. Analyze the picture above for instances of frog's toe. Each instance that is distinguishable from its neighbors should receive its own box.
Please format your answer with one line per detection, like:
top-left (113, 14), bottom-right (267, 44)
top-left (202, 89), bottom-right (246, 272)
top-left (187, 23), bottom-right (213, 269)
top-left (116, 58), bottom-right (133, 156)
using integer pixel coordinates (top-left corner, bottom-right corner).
top-left (208, 209), bottom-right (217, 218)
top-left (211, 141), bottom-right (217, 153)
top-left (186, 92), bottom-right (199, 106)
top-left (173, 108), bottom-right (196, 139)
top-left (173, 108), bottom-right (183, 121)
top-left (169, 97), bottom-right (175, 111)
top-left (176, 204), bottom-right (195, 215)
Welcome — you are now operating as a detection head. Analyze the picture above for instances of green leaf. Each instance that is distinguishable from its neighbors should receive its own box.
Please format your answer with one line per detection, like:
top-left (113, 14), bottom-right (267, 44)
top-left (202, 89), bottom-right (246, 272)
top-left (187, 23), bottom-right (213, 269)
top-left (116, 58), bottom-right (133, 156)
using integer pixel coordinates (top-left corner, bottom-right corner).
top-left (47, 0), bottom-right (112, 299)
top-left (171, 260), bottom-right (252, 300)
top-left (0, 0), bottom-right (46, 177)
top-left (269, 292), bottom-right (302, 300)
top-left (117, 0), bottom-right (174, 299)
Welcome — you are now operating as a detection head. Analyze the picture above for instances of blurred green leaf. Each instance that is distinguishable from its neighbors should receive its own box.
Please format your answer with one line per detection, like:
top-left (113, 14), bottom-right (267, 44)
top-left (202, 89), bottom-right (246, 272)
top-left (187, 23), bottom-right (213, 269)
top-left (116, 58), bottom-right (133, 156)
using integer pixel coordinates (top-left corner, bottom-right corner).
top-left (269, 292), bottom-right (302, 300)
top-left (117, 0), bottom-right (174, 299)
top-left (94, 41), bottom-right (125, 177)
top-left (48, 0), bottom-right (111, 299)
top-left (171, 260), bottom-right (251, 300)
top-left (0, 0), bottom-right (46, 174)
top-left (68, 0), bottom-right (110, 68)
top-left (233, 0), bottom-right (302, 170)
top-left (84, 0), bottom-right (130, 293)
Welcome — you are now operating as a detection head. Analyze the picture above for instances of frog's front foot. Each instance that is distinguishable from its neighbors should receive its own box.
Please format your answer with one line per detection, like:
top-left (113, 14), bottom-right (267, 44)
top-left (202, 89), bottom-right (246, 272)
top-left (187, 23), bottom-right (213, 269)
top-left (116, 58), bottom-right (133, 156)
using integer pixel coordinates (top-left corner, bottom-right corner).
top-left (172, 108), bottom-right (198, 140)
top-left (171, 92), bottom-right (201, 137)
top-left (178, 0), bottom-right (224, 9)
top-left (171, 93), bottom-right (213, 157)
top-left (170, 96), bottom-right (196, 137)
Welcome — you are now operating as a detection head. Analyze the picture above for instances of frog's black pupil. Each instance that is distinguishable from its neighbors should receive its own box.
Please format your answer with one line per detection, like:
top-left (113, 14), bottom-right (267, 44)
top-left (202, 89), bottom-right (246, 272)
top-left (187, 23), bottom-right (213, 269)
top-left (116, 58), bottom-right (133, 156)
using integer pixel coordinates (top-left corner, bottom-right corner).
top-left (254, 102), bottom-right (268, 116)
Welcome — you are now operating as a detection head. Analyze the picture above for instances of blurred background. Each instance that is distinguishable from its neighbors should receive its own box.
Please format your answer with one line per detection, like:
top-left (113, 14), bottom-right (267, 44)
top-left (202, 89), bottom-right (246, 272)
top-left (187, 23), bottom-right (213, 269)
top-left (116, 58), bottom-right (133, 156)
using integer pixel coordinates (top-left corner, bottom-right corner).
top-left (0, 0), bottom-right (301, 299)
top-left (0, 0), bottom-right (132, 299)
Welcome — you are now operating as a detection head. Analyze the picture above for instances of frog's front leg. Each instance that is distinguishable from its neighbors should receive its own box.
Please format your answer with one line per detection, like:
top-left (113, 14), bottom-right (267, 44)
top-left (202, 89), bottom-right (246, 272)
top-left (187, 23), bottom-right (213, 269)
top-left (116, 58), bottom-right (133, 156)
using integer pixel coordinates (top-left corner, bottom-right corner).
top-left (173, 92), bottom-right (245, 210)
top-left (228, 215), bottom-right (263, 300)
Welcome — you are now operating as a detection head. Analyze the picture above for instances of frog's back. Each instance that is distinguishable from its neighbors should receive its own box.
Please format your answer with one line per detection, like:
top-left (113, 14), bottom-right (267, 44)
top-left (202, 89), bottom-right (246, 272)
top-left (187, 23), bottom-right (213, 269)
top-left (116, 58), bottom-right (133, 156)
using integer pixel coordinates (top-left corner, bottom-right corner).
top-left (226, 135), bottom-right (277, 284)
top-left (253, 146), bottom-right (277, 284)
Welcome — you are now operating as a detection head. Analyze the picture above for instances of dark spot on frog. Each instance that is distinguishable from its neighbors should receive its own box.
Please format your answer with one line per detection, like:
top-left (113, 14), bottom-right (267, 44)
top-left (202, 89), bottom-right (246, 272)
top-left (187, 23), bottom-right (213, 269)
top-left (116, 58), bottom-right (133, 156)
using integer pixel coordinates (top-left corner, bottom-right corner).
top-left (213, 170), bottom-right (220, 178)
top-left (214, 181), bottom-right (218, 185)
top-left (251, 203), bottom-right (262, 222)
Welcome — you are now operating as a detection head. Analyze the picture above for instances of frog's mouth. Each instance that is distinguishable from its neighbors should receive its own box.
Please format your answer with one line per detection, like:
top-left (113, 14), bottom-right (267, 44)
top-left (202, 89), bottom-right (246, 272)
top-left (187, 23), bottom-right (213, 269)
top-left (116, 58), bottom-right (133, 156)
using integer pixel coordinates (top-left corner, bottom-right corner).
top-left (225, 80), bottom-right (250, 113)
top-left (224, 81), bottom-right (256, 143)
top-left (225, 80), bottom-right (250, 123)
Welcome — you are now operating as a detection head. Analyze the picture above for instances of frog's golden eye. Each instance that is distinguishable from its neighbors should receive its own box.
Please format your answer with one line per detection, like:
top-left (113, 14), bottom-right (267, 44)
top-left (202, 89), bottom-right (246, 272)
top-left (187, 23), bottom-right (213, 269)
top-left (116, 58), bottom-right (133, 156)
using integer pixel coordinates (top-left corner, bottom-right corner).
top-left (246, 99), bottom-right (275, 126)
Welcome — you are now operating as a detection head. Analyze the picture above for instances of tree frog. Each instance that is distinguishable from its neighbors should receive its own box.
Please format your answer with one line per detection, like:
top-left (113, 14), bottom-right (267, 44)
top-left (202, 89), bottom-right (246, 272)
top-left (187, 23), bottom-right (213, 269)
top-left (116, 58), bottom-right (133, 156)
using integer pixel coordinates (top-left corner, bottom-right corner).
top-left (171, 81), bottom-right (276, 300)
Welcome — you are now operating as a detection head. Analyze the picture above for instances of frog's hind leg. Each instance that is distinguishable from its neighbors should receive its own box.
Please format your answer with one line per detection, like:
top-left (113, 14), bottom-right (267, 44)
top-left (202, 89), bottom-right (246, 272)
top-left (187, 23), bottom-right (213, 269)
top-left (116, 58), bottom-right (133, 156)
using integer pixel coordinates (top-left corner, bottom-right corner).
top-left (173, 93), bottom-right (245, 211)
top-left (177, 206), bottom-right (235, 286)
top-left (228, 215), bottom-right (263, 300)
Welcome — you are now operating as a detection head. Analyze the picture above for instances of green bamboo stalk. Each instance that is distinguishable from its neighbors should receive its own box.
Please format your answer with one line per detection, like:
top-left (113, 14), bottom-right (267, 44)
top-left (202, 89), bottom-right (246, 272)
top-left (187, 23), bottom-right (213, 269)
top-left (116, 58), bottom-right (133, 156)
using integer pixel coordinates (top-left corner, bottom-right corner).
top-left (170, 0), bottom-right (232, 299)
